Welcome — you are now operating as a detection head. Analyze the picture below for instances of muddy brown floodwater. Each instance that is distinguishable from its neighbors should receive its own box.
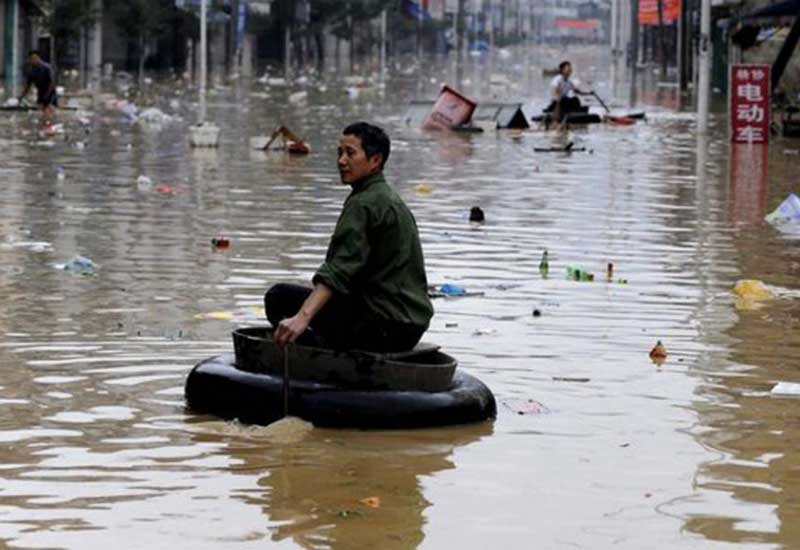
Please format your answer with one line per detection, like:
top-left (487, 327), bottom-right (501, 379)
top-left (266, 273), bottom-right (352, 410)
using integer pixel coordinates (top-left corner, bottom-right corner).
top-left (1, 49), bottom-right (799, 549)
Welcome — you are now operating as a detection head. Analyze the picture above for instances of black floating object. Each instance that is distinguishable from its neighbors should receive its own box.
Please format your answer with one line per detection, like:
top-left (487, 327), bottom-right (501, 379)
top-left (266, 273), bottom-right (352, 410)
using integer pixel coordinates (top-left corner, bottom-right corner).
top-left (532, 309), bottom-right (542, 317)
top-left (469, 206), bottom-right (485, 223)
top-left (534, 146), bottom-right (587, 153)
top-left (565, 141), bottom-right (574, 151)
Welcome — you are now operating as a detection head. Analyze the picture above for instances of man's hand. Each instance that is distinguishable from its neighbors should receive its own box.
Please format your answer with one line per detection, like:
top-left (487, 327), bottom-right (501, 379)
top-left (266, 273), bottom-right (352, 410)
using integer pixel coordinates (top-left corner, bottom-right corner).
top-left (274, 314), bottom-right (310, 349)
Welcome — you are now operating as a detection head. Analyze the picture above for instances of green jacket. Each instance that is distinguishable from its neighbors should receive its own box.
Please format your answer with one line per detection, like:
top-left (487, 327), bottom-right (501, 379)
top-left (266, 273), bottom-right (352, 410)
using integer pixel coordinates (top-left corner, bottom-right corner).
top-left (314, 172), bottom-right (433, 328)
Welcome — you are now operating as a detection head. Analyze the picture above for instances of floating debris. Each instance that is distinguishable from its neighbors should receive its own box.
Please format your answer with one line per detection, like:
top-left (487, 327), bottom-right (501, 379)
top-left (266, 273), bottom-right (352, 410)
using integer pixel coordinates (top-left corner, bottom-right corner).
top-left (772, 382), bottom-right (800, 396)
top-left (60, 255), bottom-right (97, 275)
top-left (502, 398), bottom-right (550, 415)
top-left (469, 206), bottom-right (485, 223)
top-left (359, 497), bottom-right (381, 509)
top-left (429, 284), bottom-right (484, 298)
top-left (211, 237), bottom-right (230, 249)
top-left (552, 376), bottom-right (590, 383)
top-left (649, 340), bottom-right (667, 364)
top-left (765, 194), bottom-right (800, 224)
top-left (733, 279), bottom-right (773, 301)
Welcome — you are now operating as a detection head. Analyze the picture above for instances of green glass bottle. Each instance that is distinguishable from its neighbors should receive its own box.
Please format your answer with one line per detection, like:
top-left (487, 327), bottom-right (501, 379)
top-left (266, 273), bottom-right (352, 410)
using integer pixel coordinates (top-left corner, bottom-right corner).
top-left (539, 250), bottom-right (549, 276)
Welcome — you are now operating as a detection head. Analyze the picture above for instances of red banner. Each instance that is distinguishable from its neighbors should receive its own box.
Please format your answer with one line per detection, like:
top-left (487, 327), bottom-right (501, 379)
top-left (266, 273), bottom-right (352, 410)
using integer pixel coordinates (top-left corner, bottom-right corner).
top-left (554, 19), bottom-right (601, 30)
top-left (639, 0), bottom-right (681, 25)
top-left (730, 64), bottom-right (771, 144)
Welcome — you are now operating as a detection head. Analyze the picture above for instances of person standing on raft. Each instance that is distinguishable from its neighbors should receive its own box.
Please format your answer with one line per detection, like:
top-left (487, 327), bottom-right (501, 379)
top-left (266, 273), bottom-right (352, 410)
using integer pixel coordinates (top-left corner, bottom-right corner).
top-left (544, 61), bottom-right (593, 126)
top-left (266, 122), bottom-right (434, 353)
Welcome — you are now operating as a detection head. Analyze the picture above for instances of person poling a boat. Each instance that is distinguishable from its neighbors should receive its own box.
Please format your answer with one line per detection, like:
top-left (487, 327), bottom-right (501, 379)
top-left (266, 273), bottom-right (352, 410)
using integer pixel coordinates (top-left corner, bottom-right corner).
top-left (544, 61), bottom-right (593, 125)
top-left (265, 122), bottom-right (434, 353)
top-left (18, 51), bottom-right (57, 125)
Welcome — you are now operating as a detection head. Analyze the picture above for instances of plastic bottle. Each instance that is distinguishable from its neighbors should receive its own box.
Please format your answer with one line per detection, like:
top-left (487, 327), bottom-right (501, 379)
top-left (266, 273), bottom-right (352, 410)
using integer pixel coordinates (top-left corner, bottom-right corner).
top-left (539, 250), bottom-right (549, 275)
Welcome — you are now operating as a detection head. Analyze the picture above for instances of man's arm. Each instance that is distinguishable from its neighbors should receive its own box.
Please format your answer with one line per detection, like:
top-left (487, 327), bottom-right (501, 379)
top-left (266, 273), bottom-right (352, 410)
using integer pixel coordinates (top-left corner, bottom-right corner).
top-left (274, 283), bottom-right (333, 349)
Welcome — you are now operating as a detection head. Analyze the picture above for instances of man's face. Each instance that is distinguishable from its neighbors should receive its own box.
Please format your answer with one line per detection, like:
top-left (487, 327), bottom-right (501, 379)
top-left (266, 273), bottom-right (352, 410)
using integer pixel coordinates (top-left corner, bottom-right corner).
top-left (337, 134), bottom-right (382, 185)
top-left (29, 54), bottom-right (42, 66)
top-left (561, 64), bottom-right (572, 78)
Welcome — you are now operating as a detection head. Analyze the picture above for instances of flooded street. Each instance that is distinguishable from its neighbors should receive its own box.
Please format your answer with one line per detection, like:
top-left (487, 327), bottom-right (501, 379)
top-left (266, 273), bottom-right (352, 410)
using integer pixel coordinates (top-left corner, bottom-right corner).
top-left (1, 51), bottom-right (800, 549)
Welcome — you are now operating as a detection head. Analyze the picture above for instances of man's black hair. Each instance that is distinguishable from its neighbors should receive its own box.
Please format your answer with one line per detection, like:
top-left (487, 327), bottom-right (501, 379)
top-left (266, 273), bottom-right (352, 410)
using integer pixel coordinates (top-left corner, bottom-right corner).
top-left (28, 50), bottom-right (41, 57)
top-left (559, 61), bottom-right (571, 72)
top-left (342, 122), bottom-right (390, 169)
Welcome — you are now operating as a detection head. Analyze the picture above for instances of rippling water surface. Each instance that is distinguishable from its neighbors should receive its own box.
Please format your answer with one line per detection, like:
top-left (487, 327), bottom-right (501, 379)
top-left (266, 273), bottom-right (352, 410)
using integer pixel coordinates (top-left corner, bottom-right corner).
top-left (1, 48), bottom-right (800, 549)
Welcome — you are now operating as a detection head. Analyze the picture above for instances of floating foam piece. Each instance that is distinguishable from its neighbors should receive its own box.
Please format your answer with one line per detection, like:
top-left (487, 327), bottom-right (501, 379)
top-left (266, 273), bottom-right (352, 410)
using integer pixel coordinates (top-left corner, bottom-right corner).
top-left (766, 194), bottom-right (800, 224)
top-left (772, 382), bottom-right (800, 396)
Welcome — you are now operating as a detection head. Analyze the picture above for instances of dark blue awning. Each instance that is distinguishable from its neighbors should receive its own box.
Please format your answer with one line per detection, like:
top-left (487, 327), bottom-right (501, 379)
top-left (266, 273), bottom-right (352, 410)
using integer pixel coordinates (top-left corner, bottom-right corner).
top-left (744, 0), bottom-right (800, 20)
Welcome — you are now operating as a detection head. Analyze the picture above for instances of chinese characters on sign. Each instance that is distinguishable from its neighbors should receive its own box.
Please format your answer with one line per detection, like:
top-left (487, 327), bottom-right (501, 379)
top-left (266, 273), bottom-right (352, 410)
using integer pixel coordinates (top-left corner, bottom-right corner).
top-left (730, 64), bottom-right (771, 144)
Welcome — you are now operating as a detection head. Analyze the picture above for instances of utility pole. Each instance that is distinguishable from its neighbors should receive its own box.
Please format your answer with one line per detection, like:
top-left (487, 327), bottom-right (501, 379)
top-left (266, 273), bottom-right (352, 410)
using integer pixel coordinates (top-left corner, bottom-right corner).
top-left (89, 0), bottom-right (103, 92)
top-left (199, 0), bottom-right (207, 124)
top-left (656, 0), bottom-right (667, 80)
top-left (416, 0), bottom-right (423, 66)
top-left (456, 0), bottom-right (466, 88)
top-left (380, 9), bottom-right (387, 83)
top-left (697, 0), bottom-right (711, 133)
top-left (5, 0), bottom-right (20, 97)
top-left (284, 25), bottom-right (292, 80)
top-left (629, 0), bottom-right (640, 107)
top-left (487, 0), bottom-right (494, 94)
top-left (610, 0), bottom-right (620, 101)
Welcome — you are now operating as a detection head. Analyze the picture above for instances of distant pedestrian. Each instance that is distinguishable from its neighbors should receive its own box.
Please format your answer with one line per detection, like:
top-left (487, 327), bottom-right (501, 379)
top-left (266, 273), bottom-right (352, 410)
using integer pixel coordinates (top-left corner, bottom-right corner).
top-left (18, 51), bottom-right (57, 125)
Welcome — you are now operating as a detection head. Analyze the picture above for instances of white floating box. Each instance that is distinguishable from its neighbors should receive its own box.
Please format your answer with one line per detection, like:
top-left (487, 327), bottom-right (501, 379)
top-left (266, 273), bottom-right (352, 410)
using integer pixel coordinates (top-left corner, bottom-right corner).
top-left (772, 382), bottom-right (800, 396)
top-left (189, 123), bottom-right (220, 147)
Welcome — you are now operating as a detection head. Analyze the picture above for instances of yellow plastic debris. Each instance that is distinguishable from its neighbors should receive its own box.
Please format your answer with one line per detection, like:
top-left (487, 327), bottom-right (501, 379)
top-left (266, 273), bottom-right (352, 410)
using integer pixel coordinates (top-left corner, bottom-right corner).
top-left (194, 311), bottom-right (235, 320)
top-left (194, 307), bottom-right (265, 321)
top-left (414, 183), bottom-right (433, 194)
top-left (733, 280), bottom-right (774, 300)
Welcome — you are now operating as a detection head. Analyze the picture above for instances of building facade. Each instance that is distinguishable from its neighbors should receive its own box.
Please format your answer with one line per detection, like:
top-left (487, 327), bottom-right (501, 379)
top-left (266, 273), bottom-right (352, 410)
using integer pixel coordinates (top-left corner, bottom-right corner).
top-left (1, 0), bottom-right (44, 97)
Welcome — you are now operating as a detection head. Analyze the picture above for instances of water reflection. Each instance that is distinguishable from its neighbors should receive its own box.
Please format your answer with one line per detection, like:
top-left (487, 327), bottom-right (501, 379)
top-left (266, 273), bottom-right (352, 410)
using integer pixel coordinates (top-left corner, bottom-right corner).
top-left (678, 137), bottom-right (800, 547)
top-left (728, 144), bottom-right (769, 226)
top-left (219, 423), bottom-right (493, 549)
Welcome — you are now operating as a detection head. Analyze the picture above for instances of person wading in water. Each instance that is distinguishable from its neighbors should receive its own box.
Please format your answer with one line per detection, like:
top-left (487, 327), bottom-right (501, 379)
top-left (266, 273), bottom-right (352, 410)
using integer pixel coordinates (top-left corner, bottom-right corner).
top-left (265, 122), bottom-right (434, 353)
top-left (18, 51), bottom-right (58, 126)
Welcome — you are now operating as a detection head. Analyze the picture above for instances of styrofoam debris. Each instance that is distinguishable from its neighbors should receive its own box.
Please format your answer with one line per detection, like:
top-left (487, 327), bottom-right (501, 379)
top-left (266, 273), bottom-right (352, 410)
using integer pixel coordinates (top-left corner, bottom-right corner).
top-left (772, 382), bottom-right (800, 396)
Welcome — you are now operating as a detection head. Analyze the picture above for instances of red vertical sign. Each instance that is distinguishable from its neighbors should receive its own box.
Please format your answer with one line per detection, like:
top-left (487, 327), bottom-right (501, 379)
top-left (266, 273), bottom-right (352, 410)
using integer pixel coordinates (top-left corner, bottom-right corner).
top-left (730, 64), bottom-right (771, 144)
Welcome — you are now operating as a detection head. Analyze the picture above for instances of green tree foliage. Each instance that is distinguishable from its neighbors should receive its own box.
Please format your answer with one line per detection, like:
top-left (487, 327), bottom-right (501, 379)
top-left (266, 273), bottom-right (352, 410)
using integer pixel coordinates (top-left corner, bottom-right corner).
top-left (41, 0), bottom-right (100, 67)
top-left (105, 0), bottom-right (171, 84)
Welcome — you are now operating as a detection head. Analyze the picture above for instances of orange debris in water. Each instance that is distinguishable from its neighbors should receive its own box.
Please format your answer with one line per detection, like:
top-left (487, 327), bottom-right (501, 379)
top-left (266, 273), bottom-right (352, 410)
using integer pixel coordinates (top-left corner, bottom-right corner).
top-left (359, 497), bottom-right (381, 509)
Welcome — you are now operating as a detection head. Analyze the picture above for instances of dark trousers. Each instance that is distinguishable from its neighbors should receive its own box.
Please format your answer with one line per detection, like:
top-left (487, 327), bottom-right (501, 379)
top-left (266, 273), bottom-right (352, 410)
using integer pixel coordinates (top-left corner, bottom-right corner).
top-left (544, 97), bottom-right (587, 121)
top-left (264, 283), bottom-right (426, 353)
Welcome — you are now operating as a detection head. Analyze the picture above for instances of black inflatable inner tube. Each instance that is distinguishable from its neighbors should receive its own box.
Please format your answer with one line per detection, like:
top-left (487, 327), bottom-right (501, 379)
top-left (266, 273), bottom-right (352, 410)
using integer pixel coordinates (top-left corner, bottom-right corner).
top-left (185, 354), bottom-right (497, 429)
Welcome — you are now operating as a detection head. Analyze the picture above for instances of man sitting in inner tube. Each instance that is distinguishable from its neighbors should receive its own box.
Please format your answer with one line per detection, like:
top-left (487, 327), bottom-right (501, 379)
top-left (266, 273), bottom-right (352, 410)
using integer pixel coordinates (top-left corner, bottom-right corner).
top-left (265, 122), bottom-right (434, 353)
top-left (543, 61), bottom-right (593, 126)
